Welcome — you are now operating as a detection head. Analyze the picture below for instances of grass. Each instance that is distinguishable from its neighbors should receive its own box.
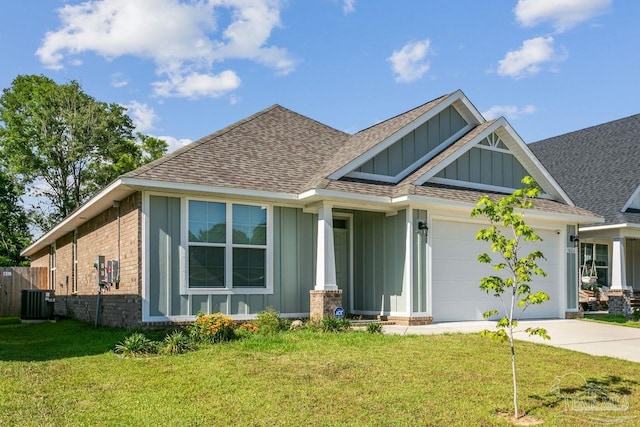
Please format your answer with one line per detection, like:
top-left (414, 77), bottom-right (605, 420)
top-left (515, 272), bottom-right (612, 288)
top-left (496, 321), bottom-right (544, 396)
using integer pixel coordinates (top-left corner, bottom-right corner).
top-left (582, 313), bottom-right (640, 328)
top-left (1, 318), bottom-right (640, 426)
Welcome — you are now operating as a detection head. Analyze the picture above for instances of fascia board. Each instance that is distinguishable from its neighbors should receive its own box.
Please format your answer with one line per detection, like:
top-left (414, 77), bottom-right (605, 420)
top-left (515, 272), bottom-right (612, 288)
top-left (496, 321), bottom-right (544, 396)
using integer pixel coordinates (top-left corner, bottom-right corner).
top-left (581, 223), bottom-right (640, 232)
top-left (394, 194), bottom-right (603, 224)
top-left (498, 120), bottom-right (574, 206)
top-left (120, 177), bottom-right (299, 201)
top-left (298, 189), bottom-right (392, 205)
top-left (21, 179), bottom-right (134, 256)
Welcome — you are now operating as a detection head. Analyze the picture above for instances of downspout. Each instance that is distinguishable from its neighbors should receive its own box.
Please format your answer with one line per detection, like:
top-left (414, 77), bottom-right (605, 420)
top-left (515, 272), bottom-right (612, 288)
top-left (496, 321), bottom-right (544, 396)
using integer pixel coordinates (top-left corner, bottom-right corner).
top-left (115, 201), bottom-right (121, 289)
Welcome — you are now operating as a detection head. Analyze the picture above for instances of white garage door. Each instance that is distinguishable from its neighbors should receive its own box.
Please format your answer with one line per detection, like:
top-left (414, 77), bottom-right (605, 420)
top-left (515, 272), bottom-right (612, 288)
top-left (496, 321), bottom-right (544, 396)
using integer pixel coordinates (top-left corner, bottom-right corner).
top-left (431, 220), bottom-right (562, 322)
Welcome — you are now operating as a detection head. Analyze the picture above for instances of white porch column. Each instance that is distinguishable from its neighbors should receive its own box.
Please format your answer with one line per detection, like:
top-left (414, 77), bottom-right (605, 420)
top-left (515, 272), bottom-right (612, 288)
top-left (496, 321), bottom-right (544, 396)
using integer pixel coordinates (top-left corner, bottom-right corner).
top-left (611, 237), bottom-right (627, 290)
top-left (315, 202), bottom-right (338, 290)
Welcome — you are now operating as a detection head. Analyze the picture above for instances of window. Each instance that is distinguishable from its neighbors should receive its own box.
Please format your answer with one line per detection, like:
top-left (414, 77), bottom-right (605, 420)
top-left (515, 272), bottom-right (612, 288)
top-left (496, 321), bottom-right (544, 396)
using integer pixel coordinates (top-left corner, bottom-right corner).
top-left (581, 243), bottom-right (609, 287)
top-left (187, 200), bottom-right (268, 291)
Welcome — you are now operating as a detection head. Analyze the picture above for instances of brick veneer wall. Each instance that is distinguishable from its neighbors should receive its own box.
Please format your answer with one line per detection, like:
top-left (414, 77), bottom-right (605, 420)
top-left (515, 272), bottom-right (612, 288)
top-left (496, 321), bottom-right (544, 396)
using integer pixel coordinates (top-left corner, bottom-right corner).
top-left (310, 290), bottom-right (343, 319)
top-left (30, 192), bottom-right (143, 328)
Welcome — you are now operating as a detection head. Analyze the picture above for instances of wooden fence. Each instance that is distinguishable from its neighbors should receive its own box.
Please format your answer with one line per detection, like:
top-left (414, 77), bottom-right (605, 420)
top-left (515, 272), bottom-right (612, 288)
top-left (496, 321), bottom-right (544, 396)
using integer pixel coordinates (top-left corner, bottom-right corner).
top-left (0, 267), bottom-right (48, 317)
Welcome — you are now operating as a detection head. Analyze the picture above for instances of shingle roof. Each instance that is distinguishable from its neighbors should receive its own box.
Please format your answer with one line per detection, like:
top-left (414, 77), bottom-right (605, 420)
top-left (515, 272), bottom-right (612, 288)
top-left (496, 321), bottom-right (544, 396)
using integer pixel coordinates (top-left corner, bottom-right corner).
top-left (319, 94), bottom-right (450, 179)
top-left (124, 95), bottom-right (598, 220)
top-left (124, 104), bottom-right (350, 194)
top-left (529, 114), bottom-right (640, 225)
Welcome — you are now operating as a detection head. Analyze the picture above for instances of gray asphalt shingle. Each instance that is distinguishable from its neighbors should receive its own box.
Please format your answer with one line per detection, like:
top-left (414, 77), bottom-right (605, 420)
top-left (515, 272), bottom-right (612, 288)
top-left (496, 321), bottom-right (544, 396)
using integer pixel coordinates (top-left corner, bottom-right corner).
top-left (124, 96), bottom-right (598, 219)
top-left (530, 114), bottom-right (640, 225)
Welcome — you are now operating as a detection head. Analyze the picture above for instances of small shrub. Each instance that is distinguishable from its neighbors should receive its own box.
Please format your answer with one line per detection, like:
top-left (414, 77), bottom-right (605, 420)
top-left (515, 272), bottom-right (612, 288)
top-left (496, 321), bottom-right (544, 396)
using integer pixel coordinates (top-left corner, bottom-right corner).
top-left (632, 309), bottom-right (640, 322)
top-left (321, 316), bottom-right (351, 333)
top-left (114, 332), bottom-right (158, 357)
top-left (189, 312), bottom-right (237, 343)
top-left (236, 323), bottom-right (259, 338)
top-left (255, 307), bottom-right (290, 334)
top-left (161, 330), bottom-right (195, 355)
top-left (366, 322), bottom-right (383, 334)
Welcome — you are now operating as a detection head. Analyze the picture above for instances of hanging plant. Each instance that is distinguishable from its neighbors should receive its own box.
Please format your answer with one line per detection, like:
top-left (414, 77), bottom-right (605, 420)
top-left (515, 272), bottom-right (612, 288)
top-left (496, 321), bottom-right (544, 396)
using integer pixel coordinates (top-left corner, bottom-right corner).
top-left (581, 243), bottom-right (598, 285)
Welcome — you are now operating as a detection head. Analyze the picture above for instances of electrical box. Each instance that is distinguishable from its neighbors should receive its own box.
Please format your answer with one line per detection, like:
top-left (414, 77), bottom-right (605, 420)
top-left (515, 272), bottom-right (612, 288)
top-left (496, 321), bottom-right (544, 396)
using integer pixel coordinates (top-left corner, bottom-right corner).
top-left (95, 255), bottom-right (107, 286)
top-left (107, 260), bottom-right (120, 283)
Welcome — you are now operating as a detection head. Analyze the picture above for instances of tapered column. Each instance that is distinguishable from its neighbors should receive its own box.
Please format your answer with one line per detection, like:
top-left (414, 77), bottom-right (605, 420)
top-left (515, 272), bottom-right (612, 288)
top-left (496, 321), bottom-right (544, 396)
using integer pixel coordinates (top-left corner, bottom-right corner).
top-left (315, 203), bottom-right (337, 290)
top-left (611, 237), bottom-right (627, 290)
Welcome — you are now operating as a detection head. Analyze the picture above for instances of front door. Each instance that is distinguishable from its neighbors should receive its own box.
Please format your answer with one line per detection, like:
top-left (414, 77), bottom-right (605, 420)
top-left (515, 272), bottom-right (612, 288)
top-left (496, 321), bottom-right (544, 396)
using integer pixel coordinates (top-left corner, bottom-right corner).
top-left (333, 218), bottom-right (350, 312)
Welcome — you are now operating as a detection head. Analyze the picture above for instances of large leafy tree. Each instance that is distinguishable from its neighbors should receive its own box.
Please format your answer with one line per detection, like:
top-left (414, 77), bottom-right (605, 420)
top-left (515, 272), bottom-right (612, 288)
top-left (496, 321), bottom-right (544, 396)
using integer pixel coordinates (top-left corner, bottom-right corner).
top-left (0, 170), bottom-right (30, 266)
top-left (0, 75), bottom-right (167, 232)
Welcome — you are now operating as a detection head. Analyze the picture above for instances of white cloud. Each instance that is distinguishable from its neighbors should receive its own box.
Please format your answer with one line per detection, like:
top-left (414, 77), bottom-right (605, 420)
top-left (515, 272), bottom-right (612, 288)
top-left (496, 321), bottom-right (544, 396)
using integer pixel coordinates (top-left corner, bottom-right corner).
top-left (36, 0), bottom-right (293, 98)
top-left (387, 39), bottom-right (431, 83)
top-left (152, 70), bottom-right (241, 98)
top-left (497, 36), bottom-right (565, 79)
top-left (482, 105), bottom-right (536, 120)
top-left (111, 72), bottom-right (130, 88)
top-left (343, 0), bottom-right (356, 14)
top-left (156, 135), bottom-right (193, 153)
top-left (123, 101), bottom-right (159, 133)
top-left (514, 0), bottom-right (611, 33)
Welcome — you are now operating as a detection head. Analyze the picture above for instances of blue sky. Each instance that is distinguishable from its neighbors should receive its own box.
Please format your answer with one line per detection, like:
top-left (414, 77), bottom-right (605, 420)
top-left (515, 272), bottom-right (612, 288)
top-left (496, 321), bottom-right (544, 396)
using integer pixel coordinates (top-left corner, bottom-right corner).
top-left (0, 0), bottom-right (638, 153)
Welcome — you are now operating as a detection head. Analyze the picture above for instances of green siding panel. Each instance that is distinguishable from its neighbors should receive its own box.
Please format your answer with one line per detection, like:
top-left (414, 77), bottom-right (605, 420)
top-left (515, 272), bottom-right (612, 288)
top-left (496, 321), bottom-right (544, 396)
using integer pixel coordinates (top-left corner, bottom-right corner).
top-left (412, 210), bottom-right (428, 313)
top-left (356, 106), bottom-right (467, 178)
top-left (191, 295), bottom-right (209, 315)
top-left (433, 144), bottom-right (531, 190)
top-left (352, 210), bottom-right (407, 313)
top-left (269, 207), bottom-right (316, 314)
top-left (148, 195), bottom-right (181, 317)
top-left (566, 225), bottom-right (578, 310)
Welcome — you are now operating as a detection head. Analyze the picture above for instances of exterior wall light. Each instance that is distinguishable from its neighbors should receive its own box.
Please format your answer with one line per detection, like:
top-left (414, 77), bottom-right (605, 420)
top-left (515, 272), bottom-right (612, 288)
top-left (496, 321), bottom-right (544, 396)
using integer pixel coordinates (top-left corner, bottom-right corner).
top-left (418, 221), bottom-right (429, 237)
top-left (569, 234), bottom-right (580, 246)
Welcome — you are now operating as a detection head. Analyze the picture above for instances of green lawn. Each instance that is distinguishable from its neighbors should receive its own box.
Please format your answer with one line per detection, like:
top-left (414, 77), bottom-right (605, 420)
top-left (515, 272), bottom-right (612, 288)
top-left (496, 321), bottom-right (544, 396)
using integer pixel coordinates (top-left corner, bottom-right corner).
top-left (1, 318), bottom-right (639, 426)
top-left (582, 313), bottom-right (640, 328)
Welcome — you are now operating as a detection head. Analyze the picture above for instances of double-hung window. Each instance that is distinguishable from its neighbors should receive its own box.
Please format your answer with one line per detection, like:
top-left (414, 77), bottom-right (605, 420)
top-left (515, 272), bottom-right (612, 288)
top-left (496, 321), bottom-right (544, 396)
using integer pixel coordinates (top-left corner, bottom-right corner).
top-left (187, 200), bottom-right (269, 292)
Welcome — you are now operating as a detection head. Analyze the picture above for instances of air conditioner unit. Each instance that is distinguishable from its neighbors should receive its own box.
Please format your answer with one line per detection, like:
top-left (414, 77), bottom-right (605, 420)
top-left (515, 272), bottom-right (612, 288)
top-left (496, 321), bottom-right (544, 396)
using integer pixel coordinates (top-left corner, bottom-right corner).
top-left (21, 290), bottom-right (54, 321)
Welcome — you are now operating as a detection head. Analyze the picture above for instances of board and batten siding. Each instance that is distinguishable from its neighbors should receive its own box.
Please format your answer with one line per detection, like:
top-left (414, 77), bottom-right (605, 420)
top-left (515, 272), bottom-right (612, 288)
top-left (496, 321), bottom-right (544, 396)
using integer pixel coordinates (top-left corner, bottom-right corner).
top-left (436, 145), bottom-right (529, 189)
top-left (357, 106), bottom-right (467, 177)
top-left (412, 209), bottom-right (428, 313)
top-left (352, 210), bottom-right (407, 314)
top-left (148, 195), bottom-right (181, 317)
top-left (147, 195), bottom-right (316, 319)
top-left (566, 225), bottom-right (578, 310)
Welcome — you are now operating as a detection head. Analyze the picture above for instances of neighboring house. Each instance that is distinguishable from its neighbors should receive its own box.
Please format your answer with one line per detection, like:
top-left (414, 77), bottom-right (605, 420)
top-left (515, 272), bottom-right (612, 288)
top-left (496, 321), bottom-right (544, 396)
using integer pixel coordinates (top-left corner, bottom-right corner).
top-left (530, 114), bottom-right (640, 295)
top-left (22, 90), bottom-right (600, 327)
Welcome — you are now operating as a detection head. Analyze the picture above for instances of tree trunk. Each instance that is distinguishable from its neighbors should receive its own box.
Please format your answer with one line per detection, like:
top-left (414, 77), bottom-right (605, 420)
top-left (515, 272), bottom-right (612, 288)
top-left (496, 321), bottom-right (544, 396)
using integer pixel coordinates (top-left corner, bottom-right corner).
top-left (510, 284), bottom-right (519, 419)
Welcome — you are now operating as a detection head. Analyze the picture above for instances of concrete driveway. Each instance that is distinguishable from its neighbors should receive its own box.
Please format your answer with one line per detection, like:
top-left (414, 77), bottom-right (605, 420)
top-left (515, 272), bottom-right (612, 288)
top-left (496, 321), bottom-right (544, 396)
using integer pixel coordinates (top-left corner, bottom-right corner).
top-left (383, 319), bottom-right (640, 363)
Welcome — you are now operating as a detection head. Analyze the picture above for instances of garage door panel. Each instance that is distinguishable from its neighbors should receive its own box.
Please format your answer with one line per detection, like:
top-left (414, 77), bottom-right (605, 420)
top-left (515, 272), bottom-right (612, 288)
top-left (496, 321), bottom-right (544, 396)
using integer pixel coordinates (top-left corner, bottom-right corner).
top-left (431, 220), bottom-right (562, 322)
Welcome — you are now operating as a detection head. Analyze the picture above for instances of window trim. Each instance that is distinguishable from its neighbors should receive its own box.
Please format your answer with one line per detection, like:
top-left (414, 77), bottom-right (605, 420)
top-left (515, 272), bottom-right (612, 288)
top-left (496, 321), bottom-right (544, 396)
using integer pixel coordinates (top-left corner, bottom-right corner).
top-left (580, 242), bottom-right (610, 287)
top-left (182, 197), bottom-right (273, 295)
top-left (49, 243), bottom-right (56, 291)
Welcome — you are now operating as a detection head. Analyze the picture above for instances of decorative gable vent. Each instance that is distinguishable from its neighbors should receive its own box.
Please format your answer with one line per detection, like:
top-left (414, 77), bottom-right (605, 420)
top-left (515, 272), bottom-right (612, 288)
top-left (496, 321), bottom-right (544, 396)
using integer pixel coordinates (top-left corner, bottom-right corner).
top-left (478, 132), bottom-right (508, 150)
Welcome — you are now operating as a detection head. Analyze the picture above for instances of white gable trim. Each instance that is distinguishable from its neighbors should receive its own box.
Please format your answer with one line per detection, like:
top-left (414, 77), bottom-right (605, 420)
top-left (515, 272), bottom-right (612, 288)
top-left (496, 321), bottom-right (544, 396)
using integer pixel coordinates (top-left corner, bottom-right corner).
top-left (621, 184), bottom-right (640, 212)
top-left (328, 90), bottom-right (484, 182)
top-left (411, 117), bottom-right (574, 205)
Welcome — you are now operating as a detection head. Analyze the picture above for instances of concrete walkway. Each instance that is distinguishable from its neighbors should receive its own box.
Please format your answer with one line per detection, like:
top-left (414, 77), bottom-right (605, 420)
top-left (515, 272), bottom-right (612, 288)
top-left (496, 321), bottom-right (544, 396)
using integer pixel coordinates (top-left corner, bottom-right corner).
top-left (383, 319), bottom-right (640, 363)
